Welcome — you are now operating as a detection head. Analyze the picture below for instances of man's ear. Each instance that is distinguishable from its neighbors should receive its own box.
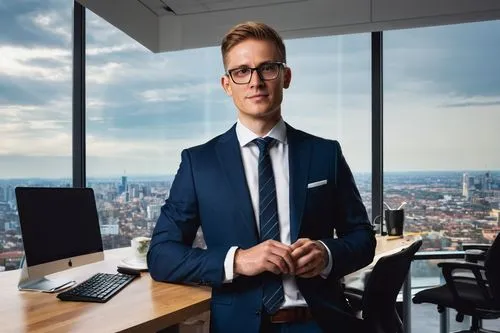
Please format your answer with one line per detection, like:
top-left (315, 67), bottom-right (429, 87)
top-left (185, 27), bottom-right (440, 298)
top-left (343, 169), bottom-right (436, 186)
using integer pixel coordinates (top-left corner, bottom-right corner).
top-left (221, 75), bottom-right (232, 96)
top-left (283, 67), bottom-right (292, 89)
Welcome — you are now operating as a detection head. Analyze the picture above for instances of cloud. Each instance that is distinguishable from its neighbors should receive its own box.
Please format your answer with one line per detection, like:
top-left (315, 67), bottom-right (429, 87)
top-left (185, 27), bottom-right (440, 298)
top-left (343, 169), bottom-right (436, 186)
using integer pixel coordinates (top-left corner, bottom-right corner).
top-left (383, 90), bottom-right (500, 171)
top-left (86, 62), bottom-right (125, 84)
top-left (0, 131), bottom-right (70, 156)
top-left (31, 10), bottom-right (71, 42)
top-left (0, 98), bottom-right (71, 156)
top-left (86, 43), bottom-right (143, 56)
top-left (87, 98), bottom-right (113, 110)
top-left (439, 96), bottom-right (500, 108)
top-left (0, 45), bottom-right (70, 81)
top-left (385, 21), bottom-right (500, 97)
top-left (139, 83), bottom-right (221, 103)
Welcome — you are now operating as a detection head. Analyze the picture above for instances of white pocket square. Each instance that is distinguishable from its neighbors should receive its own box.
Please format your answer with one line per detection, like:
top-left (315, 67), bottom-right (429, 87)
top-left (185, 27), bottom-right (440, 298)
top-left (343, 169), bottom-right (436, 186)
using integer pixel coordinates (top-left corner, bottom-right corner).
top-left (307, 179), bottom-right (327, 188)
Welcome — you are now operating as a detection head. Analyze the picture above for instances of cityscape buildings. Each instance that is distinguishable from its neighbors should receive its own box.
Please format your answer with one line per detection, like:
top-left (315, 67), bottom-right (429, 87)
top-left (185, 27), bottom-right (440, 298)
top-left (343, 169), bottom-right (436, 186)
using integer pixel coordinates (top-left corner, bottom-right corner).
top-left (1, 170), bottom-right (499, 272)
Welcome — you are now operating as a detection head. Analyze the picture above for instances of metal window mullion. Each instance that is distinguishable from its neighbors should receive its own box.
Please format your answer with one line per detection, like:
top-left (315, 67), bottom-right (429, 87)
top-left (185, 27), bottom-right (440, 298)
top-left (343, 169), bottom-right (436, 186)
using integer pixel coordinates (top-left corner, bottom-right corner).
top-left (371, 31), bottom-right (383, 234)
top-left (72, 1), bottom-right (86, 188)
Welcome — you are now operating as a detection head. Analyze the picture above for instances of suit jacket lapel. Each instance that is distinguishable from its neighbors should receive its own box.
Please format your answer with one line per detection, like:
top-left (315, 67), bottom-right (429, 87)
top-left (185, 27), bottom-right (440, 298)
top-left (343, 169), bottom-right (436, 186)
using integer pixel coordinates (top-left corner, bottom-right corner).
top-left (215, 125), bottom-right (259, 242)
top-left (287, 124), bottom-right (311, 242)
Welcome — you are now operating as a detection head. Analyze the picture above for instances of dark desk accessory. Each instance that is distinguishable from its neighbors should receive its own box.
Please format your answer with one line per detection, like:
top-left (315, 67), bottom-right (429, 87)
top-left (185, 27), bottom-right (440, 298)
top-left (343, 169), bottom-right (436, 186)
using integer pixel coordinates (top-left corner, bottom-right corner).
top-left (385, 209), bottom-right (404, 236)
top-left (117, 266), bottom-right (141, 276)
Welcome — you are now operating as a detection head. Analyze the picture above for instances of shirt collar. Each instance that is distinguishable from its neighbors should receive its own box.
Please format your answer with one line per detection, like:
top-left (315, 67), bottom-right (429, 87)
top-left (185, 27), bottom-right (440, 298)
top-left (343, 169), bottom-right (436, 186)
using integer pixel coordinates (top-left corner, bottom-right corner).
top-left (236, 118), bottom-right (287, 147)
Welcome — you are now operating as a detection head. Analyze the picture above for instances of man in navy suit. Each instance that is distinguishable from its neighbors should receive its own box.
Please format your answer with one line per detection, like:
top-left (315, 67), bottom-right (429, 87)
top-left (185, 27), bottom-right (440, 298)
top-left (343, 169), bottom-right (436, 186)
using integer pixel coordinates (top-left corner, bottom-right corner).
top-left (148, 21), bottom-right (376, 333)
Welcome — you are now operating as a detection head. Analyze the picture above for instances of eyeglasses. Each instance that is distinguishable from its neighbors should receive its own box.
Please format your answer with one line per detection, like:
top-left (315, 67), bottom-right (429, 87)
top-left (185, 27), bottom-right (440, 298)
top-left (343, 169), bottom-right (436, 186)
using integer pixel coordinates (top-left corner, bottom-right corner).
top-left (226, 62), bottom-right (286, 85)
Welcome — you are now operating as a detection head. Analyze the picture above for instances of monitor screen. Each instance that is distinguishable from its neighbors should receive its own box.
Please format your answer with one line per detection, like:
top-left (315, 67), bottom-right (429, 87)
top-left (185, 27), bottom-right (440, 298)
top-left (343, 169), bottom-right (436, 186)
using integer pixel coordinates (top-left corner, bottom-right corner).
top-left (15, 187), bottom-right (104, 291)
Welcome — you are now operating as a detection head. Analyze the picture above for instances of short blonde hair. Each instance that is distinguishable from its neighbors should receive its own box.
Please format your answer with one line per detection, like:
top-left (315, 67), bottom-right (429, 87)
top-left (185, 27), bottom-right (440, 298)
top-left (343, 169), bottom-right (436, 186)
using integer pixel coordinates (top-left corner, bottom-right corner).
top-left (221, 21), bottom-right (286, 69)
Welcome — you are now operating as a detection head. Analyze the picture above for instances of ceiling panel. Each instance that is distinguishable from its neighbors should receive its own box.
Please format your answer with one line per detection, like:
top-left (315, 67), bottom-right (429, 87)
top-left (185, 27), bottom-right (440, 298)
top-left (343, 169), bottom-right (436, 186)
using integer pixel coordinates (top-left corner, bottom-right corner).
top-left (139, 0), bottom-right (308, 16)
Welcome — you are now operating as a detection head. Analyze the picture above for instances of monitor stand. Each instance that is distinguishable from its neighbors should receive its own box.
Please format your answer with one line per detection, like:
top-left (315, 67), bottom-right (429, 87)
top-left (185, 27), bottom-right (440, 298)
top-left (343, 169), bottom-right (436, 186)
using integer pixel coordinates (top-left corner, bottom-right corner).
top-left (17, 257), bottom-right (76, 293)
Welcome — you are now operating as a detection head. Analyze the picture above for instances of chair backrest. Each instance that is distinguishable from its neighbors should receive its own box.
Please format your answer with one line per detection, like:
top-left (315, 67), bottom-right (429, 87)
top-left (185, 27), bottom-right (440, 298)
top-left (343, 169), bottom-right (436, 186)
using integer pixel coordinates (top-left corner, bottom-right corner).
top-left (485, 232), bottom-right (500, 307)
top-left (362, 239), bottom-right (423, 333)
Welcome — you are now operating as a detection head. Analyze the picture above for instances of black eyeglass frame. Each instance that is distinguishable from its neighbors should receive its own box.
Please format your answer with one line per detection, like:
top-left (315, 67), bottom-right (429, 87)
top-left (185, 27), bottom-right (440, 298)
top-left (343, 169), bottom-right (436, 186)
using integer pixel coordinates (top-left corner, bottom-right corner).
top-left (225, 61), bottom-right (286, 85)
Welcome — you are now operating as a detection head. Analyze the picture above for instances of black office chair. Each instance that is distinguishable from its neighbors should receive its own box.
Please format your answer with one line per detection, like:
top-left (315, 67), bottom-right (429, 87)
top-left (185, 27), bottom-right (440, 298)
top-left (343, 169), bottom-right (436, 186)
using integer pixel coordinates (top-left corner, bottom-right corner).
top-left (413, 233), bottom-right (500, 333)
top-left (345, 239), bottom-right (422, 333)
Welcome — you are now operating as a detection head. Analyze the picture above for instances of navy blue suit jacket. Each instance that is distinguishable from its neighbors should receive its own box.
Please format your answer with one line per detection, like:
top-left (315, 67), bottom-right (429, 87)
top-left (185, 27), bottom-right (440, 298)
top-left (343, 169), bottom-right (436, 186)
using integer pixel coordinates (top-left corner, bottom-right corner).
top-left (148, 123), bottom-right (376, 332)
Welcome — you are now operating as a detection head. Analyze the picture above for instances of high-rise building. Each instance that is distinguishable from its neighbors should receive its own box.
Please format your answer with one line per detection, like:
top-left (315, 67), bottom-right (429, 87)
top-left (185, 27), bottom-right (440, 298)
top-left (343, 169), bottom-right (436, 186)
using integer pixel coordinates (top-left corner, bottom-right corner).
top-left (117, 175), bottom-right (128, 194)
top-left (6, 185), bottom-right (15, 202)
top-left (469, 176), bottom-right (475, 188)
top-left (0, 186), bottom-right (6, 202)
top-left (147, 204), bottom-right (162, 220)
top-left (482, 171), bottom-right (493, 191)
top-left (121, 176), bottom-right (128, 194)
top-left (100, 224), bottom-right (119, 235)
top-left (462, 173), bottom-right (470, 199)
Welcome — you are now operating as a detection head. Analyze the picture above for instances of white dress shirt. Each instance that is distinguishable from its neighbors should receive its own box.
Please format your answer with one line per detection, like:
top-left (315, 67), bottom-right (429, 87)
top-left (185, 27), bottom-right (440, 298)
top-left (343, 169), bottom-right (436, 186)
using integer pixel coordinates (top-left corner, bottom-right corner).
top-left (223, 118), bottom-right (333, 309)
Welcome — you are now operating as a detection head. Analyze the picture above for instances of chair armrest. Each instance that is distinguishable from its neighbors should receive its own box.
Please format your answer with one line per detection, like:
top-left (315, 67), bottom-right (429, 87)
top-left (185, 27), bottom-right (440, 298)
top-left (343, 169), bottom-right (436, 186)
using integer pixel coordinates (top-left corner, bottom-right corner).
top-left (344, 287), bottom-right (364, 312)
top-left (462, 243), bottom-right (491, 252)
top-left (437, 261), bottom-right (485, 271)
top-left (437, 262), bottom-right (491, 304)
top-left (464, 249), bottom-right (486, 263)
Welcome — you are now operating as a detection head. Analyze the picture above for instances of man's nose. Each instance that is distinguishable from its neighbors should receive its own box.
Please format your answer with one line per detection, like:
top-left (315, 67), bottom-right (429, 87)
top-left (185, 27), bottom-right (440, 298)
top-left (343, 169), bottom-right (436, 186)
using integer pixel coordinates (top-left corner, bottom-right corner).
top-left (249, 69), bottom-right (265, 87)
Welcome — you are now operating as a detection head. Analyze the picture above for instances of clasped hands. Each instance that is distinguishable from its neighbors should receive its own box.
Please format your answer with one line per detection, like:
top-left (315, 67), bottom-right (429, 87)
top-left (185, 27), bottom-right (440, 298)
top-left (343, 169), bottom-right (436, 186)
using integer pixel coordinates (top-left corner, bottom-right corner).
top-left (234, 238), bottom-right (328, 278)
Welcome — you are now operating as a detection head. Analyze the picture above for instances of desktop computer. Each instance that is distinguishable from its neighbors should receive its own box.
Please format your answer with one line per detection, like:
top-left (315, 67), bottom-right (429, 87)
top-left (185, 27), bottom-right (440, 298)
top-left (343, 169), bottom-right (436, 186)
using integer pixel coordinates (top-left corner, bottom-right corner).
top-left (16, 187), bottom-right (104, 292)
top-left (15, 187), bottom-right (137, 302)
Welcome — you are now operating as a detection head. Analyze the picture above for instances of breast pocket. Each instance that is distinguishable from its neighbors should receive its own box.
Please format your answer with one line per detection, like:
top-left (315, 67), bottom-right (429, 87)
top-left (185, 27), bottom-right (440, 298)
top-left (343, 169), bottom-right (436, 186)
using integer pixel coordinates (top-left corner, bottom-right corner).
top-left (306, 181), bottom-right (330, 203)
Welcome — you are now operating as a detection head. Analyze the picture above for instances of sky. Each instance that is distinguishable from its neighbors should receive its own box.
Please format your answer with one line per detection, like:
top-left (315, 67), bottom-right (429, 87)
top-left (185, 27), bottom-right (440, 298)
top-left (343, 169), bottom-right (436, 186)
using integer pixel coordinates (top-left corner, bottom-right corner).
top-left (0, 0), bottom-right (499, 178)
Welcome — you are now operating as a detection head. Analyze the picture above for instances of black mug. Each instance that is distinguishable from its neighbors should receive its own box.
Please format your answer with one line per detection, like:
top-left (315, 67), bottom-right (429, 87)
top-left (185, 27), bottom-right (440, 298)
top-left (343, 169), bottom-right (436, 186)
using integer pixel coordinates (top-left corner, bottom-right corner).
top-left (384, 209), bottom-right (404, 236)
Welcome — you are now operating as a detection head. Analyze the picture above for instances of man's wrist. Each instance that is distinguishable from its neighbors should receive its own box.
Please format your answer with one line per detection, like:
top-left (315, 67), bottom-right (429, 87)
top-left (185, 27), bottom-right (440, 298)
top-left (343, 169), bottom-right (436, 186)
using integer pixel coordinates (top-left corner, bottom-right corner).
top-left (233, 248), bottom-right (240, 275)
top-left (314, 241), bottom-right (329, 268)
top-left (316, 240), bottom-right (333, 278)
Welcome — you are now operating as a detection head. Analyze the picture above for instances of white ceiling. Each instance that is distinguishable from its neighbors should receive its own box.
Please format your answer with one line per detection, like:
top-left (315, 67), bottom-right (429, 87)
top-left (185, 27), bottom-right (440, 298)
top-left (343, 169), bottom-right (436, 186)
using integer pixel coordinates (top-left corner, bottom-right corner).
top-left (138, 0), bottom-right (308, 16)
top-left (77, 0), bottom-right (500, 53)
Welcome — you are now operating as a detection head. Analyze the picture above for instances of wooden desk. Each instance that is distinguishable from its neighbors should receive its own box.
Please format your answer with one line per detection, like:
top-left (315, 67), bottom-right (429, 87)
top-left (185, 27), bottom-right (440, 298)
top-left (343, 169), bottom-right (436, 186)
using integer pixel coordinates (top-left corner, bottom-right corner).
top-left (0, 248), bottom-right (211, 333)
top-left (373, 234), bottom-right (419, 258)
top-left (345, 234), bottom-right (419, 285)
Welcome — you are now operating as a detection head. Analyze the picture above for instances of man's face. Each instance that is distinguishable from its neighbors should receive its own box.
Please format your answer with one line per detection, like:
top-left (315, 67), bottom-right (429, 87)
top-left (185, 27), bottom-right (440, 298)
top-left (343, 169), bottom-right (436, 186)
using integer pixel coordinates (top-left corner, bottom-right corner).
top-left (221, 39), bottom-right (291, 124)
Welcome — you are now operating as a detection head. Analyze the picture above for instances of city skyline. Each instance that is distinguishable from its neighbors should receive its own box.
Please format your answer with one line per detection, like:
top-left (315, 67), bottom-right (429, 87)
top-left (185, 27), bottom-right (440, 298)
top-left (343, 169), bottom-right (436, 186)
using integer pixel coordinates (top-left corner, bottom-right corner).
top-left (1, 0), bottom-right (500, 178)
top-left (0, 169), bottom-right (499, 182)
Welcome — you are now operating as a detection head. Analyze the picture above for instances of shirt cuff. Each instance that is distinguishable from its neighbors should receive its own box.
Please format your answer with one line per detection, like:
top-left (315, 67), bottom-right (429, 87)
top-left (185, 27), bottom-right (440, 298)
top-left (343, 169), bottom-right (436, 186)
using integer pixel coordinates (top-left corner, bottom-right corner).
top-left (223, 246), bottom-right (239, 283)
top-left (318, 240), bottom-right (333, 279)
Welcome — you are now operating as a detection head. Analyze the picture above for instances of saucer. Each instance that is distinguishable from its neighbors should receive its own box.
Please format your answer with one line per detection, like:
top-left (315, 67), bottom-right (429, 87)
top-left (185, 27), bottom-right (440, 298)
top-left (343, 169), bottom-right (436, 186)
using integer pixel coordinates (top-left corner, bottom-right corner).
top-left (120, 257), bottom-right (148, 271)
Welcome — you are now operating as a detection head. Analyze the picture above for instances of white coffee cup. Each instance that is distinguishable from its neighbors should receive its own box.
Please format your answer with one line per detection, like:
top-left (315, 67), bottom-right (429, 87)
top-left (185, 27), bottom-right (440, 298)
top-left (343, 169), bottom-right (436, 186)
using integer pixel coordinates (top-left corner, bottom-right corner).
top-left (131, 236), bottom-right (151, 262)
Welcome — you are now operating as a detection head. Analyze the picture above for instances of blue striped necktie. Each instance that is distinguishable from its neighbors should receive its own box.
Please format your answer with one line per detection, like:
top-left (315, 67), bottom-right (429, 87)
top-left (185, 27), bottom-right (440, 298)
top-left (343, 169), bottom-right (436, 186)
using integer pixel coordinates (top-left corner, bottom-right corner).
top-left (253, 137), bottom-right (284, 314)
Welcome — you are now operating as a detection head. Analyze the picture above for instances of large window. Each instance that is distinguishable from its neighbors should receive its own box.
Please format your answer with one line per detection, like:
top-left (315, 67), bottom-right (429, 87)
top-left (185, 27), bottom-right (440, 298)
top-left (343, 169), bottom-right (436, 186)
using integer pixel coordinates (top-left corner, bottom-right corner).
top-left (86, 12), bottom-right (372, 251)
top-left (85, 11), bottom-right (232, 250)
top-left (385, 21), bottom-right (500, 332)
top-left (384, 20), bottom-right (500, 251)
top-left (0, 0), bottom-right (72, 271)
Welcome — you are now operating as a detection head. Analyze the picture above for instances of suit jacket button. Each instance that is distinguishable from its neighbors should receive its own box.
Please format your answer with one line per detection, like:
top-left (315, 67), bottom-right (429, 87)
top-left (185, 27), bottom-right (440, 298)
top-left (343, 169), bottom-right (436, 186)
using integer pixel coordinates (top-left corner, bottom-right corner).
top-left (255, 310), bottom-right (261, 316)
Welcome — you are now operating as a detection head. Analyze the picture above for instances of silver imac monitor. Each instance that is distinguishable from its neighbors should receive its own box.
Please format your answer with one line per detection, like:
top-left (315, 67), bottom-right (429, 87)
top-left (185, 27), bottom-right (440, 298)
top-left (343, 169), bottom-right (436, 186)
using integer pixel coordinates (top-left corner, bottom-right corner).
top-left (15, 187), bottom-right (104, 292)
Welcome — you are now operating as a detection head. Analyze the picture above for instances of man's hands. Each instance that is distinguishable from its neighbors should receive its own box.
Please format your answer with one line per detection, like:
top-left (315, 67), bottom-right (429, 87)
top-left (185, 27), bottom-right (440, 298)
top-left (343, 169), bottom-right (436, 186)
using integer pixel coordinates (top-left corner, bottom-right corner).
top-left (234, 240), bottom-right (295, 276)
top-left (234, 238), bottom-right (328, 278)
top-left (290, 238), bottom-right (328, 278)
